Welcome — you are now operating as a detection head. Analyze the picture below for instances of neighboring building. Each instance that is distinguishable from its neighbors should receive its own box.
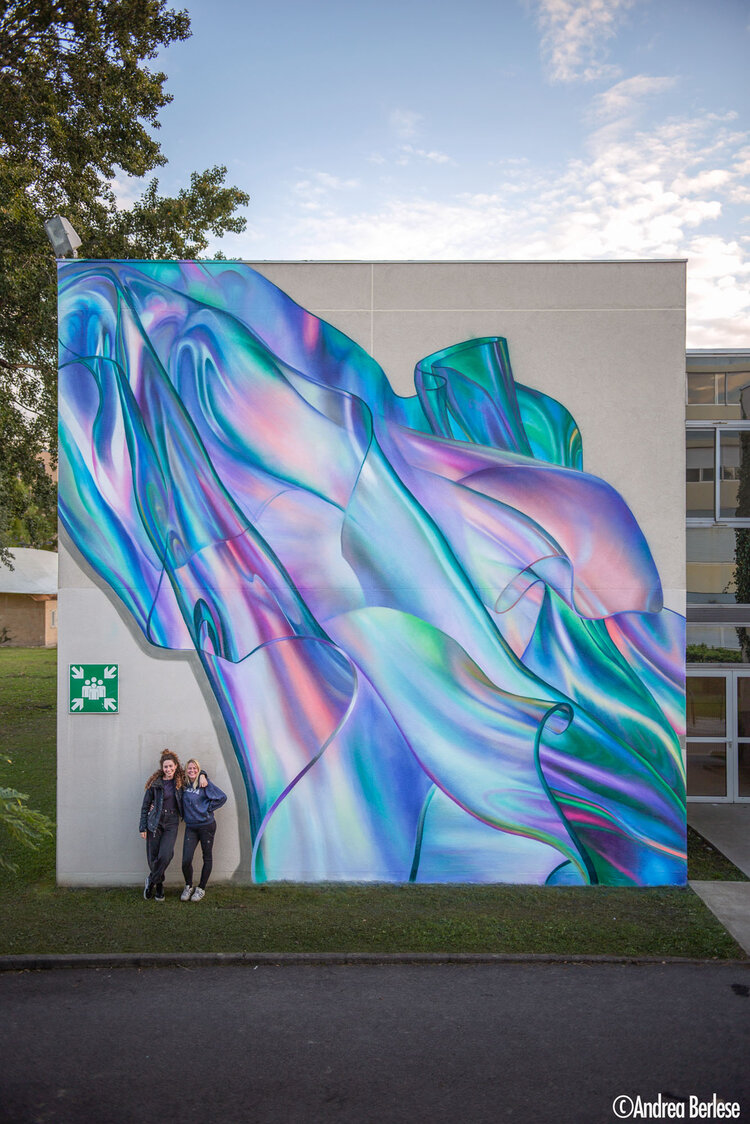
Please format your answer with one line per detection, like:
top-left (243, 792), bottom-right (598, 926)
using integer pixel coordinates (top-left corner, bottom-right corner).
top-left (0, 548), bottom-right (58, 647)
top-left (686, 349), bottom-right (750, 803)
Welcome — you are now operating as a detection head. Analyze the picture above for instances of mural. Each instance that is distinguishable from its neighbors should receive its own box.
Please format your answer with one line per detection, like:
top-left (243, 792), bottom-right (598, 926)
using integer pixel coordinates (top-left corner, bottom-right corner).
top-left (58, 261), bottom-right (686, 886)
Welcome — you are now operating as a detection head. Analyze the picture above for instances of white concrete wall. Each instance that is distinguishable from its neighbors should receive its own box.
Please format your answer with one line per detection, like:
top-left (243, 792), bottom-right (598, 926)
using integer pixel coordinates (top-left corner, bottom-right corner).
top-left (57, 260), bottom-right (686, 885)
top-left (56, 546), bottom-right (252, 885)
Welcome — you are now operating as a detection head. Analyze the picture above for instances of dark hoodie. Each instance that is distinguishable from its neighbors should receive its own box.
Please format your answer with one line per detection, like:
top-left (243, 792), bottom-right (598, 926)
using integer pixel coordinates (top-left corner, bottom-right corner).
top-left (182, 772), bottom-right (227, 828)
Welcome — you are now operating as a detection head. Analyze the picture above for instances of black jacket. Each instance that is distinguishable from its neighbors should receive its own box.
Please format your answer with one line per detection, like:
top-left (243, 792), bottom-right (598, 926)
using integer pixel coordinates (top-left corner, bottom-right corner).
top-left (139, 777), bottom-right (184, 834)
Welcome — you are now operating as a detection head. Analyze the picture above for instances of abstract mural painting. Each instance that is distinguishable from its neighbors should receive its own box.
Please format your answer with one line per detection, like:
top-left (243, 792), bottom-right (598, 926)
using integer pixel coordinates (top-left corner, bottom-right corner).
top-left (58, 261), bottom-right (686, 885)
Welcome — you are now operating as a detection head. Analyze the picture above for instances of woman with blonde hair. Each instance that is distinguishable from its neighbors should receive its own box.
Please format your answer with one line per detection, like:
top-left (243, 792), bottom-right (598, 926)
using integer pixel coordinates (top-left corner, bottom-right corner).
top-left (139, 749), bottom-right (184, 901)
top-left (180, 758), bottom-right (227, 902)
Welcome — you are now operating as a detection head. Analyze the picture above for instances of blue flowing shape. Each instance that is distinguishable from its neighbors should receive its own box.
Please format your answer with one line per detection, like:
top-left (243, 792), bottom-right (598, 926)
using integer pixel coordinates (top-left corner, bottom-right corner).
top-left (58, 261), bottom-right (686, 885)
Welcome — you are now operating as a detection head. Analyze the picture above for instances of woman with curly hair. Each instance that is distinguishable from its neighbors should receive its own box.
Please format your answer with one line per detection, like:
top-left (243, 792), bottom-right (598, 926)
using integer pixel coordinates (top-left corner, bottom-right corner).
top-left (180, 758), bottom-right (227, 902)
top-left (139, 749), bottom-right (184, 901)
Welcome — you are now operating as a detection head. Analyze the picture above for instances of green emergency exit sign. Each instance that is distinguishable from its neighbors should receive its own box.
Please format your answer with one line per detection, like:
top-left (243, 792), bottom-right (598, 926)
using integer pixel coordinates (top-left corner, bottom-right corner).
top-left (69, 664), bottom-right (119, 713)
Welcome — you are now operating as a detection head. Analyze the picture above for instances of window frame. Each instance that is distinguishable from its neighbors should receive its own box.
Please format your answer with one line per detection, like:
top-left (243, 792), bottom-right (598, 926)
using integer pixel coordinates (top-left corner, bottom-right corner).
top-left (686, 420), bottom-right (750, 527)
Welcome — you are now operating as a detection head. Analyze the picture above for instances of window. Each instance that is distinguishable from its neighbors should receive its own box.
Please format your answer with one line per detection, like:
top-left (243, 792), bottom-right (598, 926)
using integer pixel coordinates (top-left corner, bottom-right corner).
top-left (686, 674), bottom-right (727, 797)
top-left (687, 368), bottom-right (750, 408)
top-left (686, 423), bottom-right (750, 523)
top-left (686, 354), bottom-right (750, 803)
top-left (685, 670), bottom-right (750, 801)
top-left (687, 624), bottom-right (749, 665)
top-left (687, 527), bottom-right (738, 605)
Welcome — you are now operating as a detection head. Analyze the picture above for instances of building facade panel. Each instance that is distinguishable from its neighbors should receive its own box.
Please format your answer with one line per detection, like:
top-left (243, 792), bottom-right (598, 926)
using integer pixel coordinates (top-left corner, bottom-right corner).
top-left (686, 349), bottom-right (750, 802)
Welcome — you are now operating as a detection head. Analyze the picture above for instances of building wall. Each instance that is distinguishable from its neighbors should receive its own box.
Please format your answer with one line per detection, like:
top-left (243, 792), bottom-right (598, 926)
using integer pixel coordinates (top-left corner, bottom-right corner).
top-left (251, 261), bottom-right (686, 609)
top-left (0, 593), bottom-right (55, 647)
top-left (44, 598), bottom-right (58, 646)
top-left (57, 260), bottom-right (687, 887)
top-left (57, 546), bottom-right (249, 886)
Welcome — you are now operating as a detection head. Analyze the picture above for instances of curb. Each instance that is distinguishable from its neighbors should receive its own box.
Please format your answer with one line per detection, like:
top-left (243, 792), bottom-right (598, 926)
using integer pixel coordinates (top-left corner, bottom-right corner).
top-left (2, 951), bottom-right (750, 972)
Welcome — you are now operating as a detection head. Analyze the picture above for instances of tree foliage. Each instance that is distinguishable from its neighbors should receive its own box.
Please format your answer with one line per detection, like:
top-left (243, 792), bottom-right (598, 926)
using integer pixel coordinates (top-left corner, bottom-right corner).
top-left (0, 753), bottom-right (54, 871)
top-left (0, 786), bottom-right (54, 871)
top-left (0, 0), bottom-right (249, 562)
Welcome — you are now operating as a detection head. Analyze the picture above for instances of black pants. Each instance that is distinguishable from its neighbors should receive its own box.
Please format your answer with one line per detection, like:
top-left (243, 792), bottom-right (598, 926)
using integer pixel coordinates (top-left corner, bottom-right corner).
top-left (146, 815), bottom-right (179, 888)
top-left (182, 820), bottom-right (217, 890)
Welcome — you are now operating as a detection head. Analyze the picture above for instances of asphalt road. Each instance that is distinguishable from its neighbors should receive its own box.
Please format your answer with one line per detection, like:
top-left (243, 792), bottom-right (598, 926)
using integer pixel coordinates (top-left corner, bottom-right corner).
top-left (1, 962), bottom-right (749, 1123)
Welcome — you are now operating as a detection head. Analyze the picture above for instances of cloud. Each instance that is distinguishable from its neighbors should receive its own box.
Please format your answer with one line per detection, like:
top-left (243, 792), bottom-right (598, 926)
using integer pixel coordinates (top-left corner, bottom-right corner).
top-left (529, 0), bottom-right (638, 83)
top-left (685, 235), bottom-right (750, 346)
top-left (592, 75), bottom-right (677, 120)
top-left (289, 171), bottom-right (361, 212)
top-left (108, 173), bottom-right (148, 211)
top-left (308, 172), bottom-right (360, 191)
top-left (274, 111), bottom-right (749, 346)
top-left (671, 168), bottom-right (731, 196)
top-left (389, 109), bottom-right (422, 139)
top-left (397, 144), bottom-right (454, 166)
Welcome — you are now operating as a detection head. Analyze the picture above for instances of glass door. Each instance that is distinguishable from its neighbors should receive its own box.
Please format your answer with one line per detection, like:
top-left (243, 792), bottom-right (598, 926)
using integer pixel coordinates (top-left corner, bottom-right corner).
top-left (734, 674), bottom-right (750, 800)
top-left (687, 672), bottom-right (729, 800)
top-left (686, 669), bottom-right (750, 801)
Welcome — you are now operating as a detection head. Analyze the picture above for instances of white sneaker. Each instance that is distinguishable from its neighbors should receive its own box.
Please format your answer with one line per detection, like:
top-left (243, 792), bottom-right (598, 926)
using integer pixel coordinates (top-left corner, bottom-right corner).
top-left (180, 884), bottom-right (193, 901)
top-left (190, 887), bottom-right (205, 902)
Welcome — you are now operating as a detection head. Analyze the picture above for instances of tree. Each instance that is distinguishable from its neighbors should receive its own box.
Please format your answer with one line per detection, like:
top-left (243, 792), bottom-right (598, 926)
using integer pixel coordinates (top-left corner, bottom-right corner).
top-left (0, 0), bottom-right (249, 563)
top-left (0, 757), bottom-right (54, 872)
top-left (0, 788), bottom-right (54, 871)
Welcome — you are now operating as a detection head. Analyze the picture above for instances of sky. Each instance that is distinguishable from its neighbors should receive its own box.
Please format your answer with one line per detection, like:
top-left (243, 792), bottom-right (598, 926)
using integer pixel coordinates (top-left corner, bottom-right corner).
top-left (122, 0), bottom-right (750, 347)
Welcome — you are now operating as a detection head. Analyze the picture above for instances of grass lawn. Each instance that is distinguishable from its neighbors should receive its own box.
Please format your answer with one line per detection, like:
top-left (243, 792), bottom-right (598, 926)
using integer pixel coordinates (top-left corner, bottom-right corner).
top-left (687, 825), bottom-right (749, 882)
top-left (0, 647), bottom-right (745, 959)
